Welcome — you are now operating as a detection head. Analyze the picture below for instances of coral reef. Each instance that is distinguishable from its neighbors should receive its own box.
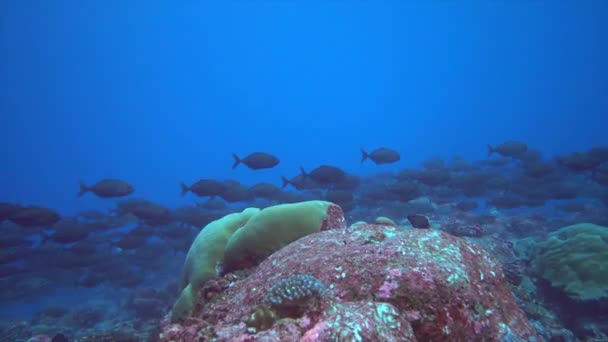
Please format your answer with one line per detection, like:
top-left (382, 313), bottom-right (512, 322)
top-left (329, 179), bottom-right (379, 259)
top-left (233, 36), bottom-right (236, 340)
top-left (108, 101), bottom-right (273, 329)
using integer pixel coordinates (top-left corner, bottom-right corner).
top-left (160, 218), bottom-right (538, 341)
top-left (532, 222), bottom-right (608, 301)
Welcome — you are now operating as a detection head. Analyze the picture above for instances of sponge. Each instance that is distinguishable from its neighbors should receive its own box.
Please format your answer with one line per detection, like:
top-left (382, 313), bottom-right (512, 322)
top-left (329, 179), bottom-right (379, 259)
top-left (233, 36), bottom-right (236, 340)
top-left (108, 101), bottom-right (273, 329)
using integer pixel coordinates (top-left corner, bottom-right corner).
top-left (171, 207), bottom-right (260, 322)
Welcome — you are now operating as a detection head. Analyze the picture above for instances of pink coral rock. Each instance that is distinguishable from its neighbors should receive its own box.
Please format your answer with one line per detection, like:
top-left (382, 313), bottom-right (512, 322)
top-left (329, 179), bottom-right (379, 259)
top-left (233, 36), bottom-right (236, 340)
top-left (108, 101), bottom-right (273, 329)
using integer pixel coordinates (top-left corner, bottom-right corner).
top-left (160, 222), bottom-right (538, 341)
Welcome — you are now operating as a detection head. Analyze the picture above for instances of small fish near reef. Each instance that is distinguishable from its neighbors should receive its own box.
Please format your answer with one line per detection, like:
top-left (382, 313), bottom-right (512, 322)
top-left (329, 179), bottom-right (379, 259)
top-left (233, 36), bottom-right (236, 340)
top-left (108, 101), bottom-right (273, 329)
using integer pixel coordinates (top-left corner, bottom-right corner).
top-left (232, 152), bottom-right (280, 170)
top-left (487, 141), bottom-right (528, 158)
top-left (407, 214), bottom-right (430, 229)
top-left (300, 165), bottom-right (346, 185)
top-left (181, 179), bottom-right (226, 197)
top-left (361, 147), bottom-right (401, 165)
top-left (9, 206), bottom-right (61, 227)
top-left (78, 179), bottom-right (134, 198)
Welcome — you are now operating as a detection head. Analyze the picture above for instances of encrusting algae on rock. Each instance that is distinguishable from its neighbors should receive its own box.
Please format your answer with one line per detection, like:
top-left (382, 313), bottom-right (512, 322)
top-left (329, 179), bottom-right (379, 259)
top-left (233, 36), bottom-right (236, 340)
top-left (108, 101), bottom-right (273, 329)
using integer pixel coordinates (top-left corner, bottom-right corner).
top-left (162, 201), bottom-right (539, 341)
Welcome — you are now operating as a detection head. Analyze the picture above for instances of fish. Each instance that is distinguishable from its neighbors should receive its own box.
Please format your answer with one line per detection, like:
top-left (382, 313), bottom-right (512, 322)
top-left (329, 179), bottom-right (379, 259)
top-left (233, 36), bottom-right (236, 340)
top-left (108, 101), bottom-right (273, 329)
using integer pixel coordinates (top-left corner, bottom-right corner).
top-left (407, 214), bottom-right (430, 228)
top-left (414, 169), bottom-right (451, 186)
top-left (197, 198), bottom-right (227, 210)
top-left (131, 201), bottom-right (173, 226)
top-left (455, 201), bottom-right (479, 212)
top-left (361, 147), bottom-right (400, 164)
top-left (249, 182), bottom-right (281, 199)
top-left (522, 161), bottom-right (555, 178)
top-left (78, 179), bottom-right (134, 198)
top-left (181, 179), bottom-right (226, 197)
top-left (42, 218), bottom-right (90, 244)
top-left (588, 146), bottom-right (608, 163)
top-left (488, 195), bottom-right (524, 209)
top-left (592, 165), bottom-right (608, 186)
top-left (557, 152), bottom-right (603, 172)
top-left (0, 202), bottom-right (22, 222)
top-left (0, 265), bottom-right (25, 278)
top-left (9, 206), bottom-right (61, 227)
top-left (219, 182), bottom-right (255, 203)
top-left (0, 232), bottom-right (31, 248)
top-left (281, 174), bottom-right (322, 190)
top-left (300, 165), bottom-right (346, 185)
top-left (232, 152), bottom-right (280, 170)
top-left (487, 141), bottom-right (528, 158)
top-left (325, 190), bottom-right (355, 212)
top-left (389, 181), bottom-right (421, 202)
top-left (116, 234), bottom-right (147, 250)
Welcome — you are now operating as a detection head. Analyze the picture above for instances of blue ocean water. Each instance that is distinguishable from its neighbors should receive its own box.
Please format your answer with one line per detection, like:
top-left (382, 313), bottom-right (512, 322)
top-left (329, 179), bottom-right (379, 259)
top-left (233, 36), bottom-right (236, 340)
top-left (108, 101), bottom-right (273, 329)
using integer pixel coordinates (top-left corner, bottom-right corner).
top-left (1, 1), bottom-right (607, 340)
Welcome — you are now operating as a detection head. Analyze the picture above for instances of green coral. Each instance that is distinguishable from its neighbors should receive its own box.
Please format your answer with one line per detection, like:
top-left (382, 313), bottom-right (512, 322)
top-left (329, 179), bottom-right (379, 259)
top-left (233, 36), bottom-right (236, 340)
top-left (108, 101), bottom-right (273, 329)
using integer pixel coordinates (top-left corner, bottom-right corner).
top-left (532, 222), bottom-right (608, 301)
top-left (171, 207), bottom-right (260, 322)
top-left (171, 201), bottom-right (334, 322)
top-left (222, 201), bottom-right (332, 272)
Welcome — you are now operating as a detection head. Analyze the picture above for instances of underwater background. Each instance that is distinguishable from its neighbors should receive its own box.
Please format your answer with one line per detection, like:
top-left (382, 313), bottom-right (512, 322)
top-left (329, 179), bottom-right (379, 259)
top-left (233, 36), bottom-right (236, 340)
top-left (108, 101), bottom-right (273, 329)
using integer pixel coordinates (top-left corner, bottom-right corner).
top-left (1, 1), bottom-right (607, 341)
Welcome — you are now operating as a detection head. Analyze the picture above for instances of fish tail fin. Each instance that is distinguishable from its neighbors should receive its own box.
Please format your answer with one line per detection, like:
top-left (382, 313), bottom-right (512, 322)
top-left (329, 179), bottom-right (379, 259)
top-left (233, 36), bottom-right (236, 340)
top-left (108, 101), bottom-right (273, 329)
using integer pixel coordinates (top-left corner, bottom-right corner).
top-left (78, 182), bottom-right (89, 197)
top-left (300, 166), bottom-right (308, 178)
top-left (232, 153), bottom-right (241, 169)
top-left (487, 145), bottom-right (494, 157)
top-left (281, 176), bottom-right (290, 189)
top-left (360, 148), bottom-right (369, 163)
top-left (180, 182), bottom-right (190, 196)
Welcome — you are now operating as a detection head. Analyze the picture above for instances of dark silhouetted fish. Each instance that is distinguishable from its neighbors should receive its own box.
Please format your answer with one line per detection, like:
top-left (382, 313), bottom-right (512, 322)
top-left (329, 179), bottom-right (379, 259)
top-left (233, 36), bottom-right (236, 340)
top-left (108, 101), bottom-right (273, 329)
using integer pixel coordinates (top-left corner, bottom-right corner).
top-left (281, 174), bottom-right (322, 190)
top-left (300, 165), bottom-right (346, 185)
top-left (67, 239), bottom-right (100, 256)
top-left (77, 272), bottom-right (106, 288)
top-left (0, 265), bottom-right (25, 278)
top-left (481, 157), bottom-right (512, 168)
top-left (522, 161), bottom-right (555, 178)
top-left (0, 248), bottom-right (28, 265)
top-left (555, 202), bottom-right (587, 213)
top-left (51, 334), bottom-right (69, 342)
top-left (361, 147), bottom-right (400, 165)
top-left (220, 182), bottom-right (255, 203)
top-left (9, 206), bottom-right (61, 227)
top-left (43, 219), bottom-right (90, 244)
top-left (592, 165), bottom-right (608, 186)
top-left (198, 198), bottom-right (227, 210)
top-left (333, 174), bottom-right (361, 191)
top-left (557, 152), bottom-right (603, 172)
top-left (588, 146), bottom-right (608, 164)
top-left (455, 201), bottom-right (479, 212)
top-left (78, 179), bottom-right (134, 198)
top-left (488, 195), bottom-right (524, 209)
top-left (0, 232), bottom-right (31, 248)
top-left (116, 234), bottom-right (147, 250)
top-left (414, 169), bottom-right (451, 186)
top-left (487, 141), bottom-right (528, 158)
top-left (248, 182), bottom-right (280, 199)
top-left (514, 149), bottom-right (542, 162)
top-left (407, 214), bottom-right (430, 228)
top-left (325, 190), bottom-right (354, 205)
top-left (181, 179), bottom-right (226, 197)
top-left (546, 182), bottom-right (578, 200)
top-left (129, 200), bottom-right (173, 226)
top-left (422, 157), bottom-right (445, 170)
top-left (325, 190), bottom-right (355, 212)
top-left (0, 202), bottom-right (21, 222)
top-left (232, 152), bottom-right (279, 170)
top-left (389, 181), bottom-right (421, 202)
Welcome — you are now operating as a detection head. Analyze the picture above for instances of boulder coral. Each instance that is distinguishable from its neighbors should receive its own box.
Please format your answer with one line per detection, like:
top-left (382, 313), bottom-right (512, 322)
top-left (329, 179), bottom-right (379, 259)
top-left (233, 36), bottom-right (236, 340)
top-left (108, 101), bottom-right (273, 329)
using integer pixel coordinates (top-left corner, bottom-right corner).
top-left (171, 201), bottom-right (345, 322)
top-left (532, 222), bottom-right (608, 301)
top-left (171, 207), bottom-right (260, 322)
top-left (162, 217), bottom-right (538, 341)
